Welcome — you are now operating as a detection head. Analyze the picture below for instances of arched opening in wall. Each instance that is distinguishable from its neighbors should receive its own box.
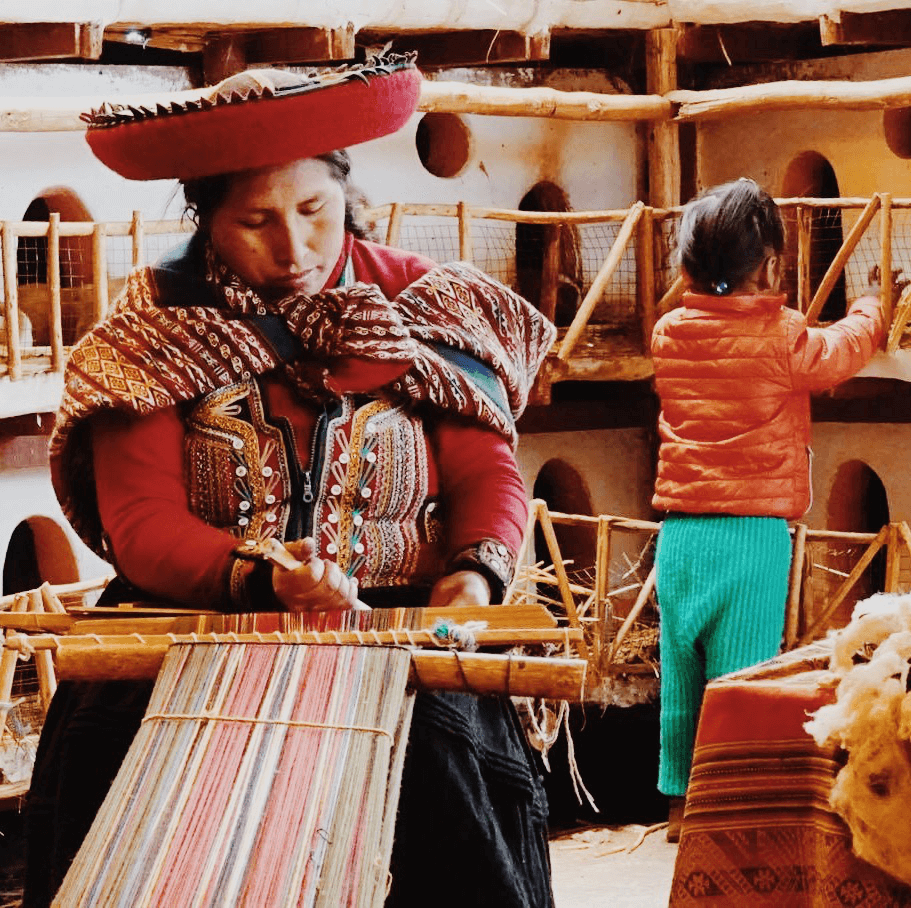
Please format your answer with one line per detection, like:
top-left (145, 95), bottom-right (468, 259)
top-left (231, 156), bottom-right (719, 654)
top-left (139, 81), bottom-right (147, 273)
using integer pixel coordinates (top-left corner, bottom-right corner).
top-left (781, 152), bottom-right (846, 321)
top-left (884, 107), bottom-right (911, 159)
top-left (532, 460), bottom-right (596, 615)
top-left (516, 181), bottom-right (583, 326)
top-left (16, 187), bottom-right (94, 346)
top-left (3, 516), bottom-right (79, 596)
top-left (415, 113), bottom-right (472, 179)
top-left (820, 460), bottom-right (889, 628)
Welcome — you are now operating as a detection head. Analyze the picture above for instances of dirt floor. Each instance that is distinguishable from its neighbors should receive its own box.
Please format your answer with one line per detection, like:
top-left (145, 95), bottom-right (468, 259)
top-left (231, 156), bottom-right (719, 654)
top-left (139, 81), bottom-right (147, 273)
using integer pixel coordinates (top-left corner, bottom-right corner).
top-left (550, 823), bottom-right (678, 907)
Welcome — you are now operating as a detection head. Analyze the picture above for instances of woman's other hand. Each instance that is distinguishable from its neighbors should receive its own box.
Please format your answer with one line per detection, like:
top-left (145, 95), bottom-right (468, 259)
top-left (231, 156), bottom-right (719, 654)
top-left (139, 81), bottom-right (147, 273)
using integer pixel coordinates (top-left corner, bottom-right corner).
top-left (428, 570), bottom-right (491, 609)
top-left (271, 537), bottom-right (360, 612)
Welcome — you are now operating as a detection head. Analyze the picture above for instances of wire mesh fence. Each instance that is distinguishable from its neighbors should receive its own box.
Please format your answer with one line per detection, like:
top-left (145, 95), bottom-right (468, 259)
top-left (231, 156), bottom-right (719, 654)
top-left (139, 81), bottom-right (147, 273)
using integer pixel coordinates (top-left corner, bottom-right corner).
top-left (1, 196), bottom-right (908, 381)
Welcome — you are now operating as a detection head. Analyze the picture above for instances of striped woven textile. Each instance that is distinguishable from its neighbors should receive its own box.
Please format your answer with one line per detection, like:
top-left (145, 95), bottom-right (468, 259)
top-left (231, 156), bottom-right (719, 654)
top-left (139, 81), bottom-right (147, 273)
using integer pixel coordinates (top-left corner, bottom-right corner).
top-left (55, 643), bottom-right (414, 907)
top-left (670, 648), bottom-right (911, 907)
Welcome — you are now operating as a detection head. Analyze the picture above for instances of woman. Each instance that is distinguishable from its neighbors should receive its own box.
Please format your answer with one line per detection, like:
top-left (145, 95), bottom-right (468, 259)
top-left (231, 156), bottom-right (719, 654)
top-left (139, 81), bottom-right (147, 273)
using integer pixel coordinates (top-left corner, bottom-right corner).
top-left (651, 178), bottom-right (883, 840)
top-left (26, 57), bottom-right (557, 906)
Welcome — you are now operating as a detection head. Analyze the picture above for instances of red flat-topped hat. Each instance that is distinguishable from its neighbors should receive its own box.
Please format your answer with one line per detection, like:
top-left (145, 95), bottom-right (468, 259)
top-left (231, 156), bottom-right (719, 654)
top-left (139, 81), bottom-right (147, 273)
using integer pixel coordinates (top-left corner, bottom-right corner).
top-left (81, 53), bottom-right (422, 181)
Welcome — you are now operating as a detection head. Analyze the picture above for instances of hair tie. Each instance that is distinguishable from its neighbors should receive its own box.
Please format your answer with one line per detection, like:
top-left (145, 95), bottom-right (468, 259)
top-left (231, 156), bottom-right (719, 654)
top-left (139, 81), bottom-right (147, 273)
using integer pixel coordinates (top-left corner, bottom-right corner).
top-left (712, 280), bottom-right (730, 295)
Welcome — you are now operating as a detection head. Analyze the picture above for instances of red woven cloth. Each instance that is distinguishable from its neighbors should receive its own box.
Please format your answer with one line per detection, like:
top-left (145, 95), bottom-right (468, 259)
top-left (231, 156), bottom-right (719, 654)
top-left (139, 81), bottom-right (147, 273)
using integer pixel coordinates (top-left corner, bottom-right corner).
top-left (671, 648), bottom-right (911, 907)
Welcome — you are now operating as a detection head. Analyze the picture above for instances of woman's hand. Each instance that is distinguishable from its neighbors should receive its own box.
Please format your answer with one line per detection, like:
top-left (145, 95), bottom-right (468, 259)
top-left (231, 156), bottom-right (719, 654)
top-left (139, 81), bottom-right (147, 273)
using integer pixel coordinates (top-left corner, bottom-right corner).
top-left (271, 537), bottom-right (360, 613)
top-left (428, 570), bottom-right (491, 609)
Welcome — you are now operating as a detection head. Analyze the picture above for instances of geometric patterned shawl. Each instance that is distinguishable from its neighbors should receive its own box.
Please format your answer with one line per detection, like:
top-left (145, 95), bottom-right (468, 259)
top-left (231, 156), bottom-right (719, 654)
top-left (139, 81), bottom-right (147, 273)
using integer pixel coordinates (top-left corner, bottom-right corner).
top-left (50, 256), bottom-right (556, 556)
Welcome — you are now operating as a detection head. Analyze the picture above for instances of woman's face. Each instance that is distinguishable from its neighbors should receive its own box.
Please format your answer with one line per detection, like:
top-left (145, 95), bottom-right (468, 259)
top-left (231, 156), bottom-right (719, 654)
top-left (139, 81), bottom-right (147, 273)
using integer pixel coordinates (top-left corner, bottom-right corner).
top-left (209, 157), bottom-right (346, 298)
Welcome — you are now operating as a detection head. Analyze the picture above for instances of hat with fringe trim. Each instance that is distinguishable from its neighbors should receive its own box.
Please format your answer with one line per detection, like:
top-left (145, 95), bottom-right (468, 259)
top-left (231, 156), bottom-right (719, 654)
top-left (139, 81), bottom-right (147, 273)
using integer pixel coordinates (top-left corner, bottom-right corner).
top-left (81, 53), bottom-right (421, 181)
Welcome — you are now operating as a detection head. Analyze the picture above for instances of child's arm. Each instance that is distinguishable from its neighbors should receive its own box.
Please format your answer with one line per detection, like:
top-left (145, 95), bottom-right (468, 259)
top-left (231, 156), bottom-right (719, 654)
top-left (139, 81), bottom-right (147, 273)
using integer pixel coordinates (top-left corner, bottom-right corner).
top-left (788, 296), bottom-right (884, 391)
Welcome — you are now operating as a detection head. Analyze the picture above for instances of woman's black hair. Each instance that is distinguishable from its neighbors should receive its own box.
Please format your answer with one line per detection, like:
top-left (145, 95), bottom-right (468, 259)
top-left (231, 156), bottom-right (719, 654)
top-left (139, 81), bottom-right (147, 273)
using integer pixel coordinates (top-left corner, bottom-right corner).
top-left (181, 148), bottom-right (369, 238)
top-left (676, 178), bottom-right (785, 295)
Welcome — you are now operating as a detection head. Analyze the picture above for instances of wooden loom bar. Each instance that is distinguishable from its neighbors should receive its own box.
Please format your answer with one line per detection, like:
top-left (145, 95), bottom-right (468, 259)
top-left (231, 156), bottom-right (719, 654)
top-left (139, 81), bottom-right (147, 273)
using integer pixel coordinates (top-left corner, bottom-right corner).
top-left (799, 525), bottom-right (889, 644)
top-left (13, 634), bottom-right (587, 699)
top-left (91, 223), bottom-right (109, 324)
top-left (557, 201), bottom-right (645, 362)
top-left (806, 193), bottom-right (881, 325)
top-left (48, 212), bottom-right (65, 372)
top-left (1, 222), bottom-right (22, 380)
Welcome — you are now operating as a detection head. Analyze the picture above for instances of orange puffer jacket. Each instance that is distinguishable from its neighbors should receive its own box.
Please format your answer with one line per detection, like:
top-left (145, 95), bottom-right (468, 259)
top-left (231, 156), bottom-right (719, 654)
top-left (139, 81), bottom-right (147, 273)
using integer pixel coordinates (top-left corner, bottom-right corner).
top-left (651, 291), bottom-right (884, 519)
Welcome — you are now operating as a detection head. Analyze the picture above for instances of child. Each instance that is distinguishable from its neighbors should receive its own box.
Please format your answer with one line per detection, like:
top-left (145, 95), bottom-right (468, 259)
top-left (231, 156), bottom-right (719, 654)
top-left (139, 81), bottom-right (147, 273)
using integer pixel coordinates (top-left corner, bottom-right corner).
top-left (651, 178), bottom-right (884, 840)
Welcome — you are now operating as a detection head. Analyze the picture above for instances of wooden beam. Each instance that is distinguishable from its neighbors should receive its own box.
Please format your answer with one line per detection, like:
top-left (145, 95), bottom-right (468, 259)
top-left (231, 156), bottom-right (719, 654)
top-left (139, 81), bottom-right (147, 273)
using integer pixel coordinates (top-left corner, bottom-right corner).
top-left (387, 29), bottom-right (550, 66)
top-left (646, 29), bottom-right (679, 208)
top-left (821, 11), bottom-right (911, 47)
top-left (0, 22), bottom-right (103, 62)
top-left (203, 33), bottom-right (249, 84)
top-left (244, 25), bottom-right (356, 65)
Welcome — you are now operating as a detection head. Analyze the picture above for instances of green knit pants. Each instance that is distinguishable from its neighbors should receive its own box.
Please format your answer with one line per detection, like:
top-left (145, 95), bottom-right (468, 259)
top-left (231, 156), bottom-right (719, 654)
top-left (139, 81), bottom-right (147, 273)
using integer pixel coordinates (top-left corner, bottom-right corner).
top-left (655, 514), bottom-right (791, 797)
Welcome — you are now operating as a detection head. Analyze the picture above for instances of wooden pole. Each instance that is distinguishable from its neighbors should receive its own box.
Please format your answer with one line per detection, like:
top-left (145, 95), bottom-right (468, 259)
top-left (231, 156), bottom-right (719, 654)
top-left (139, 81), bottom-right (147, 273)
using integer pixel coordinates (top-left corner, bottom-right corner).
top-left (881, 192), bottom-right (893, 346)
top-left (91, 223), bottom-right (109, 324)
top-left (48, 212), bottom-right (65, 371)
top-left (886, 280), bottom-right (911, 353)
top-left (784, 523), bottom-right (808, 649)
top-left (645, 29), bottom-right (680, 209)
top-left (606, 566), bottom-right (656, 665)
top-left (799, 526), bottom-right (889, 644)
top-left (884, 522), bottom-right (902, 593)
top-left (385, 202), bottom-right (403, 248)
top-left (131, 210), bottom-right (145, 267)
top-left (806, 194), bottom-right (881, 324)
top-left (502, 501), bottom-right (542, 605)
top-left (637, 205), bottom-right (657, 348)
top-left (457, 200), bottom-right (473, 263)
top-left (557, 201), bottom-right (645, 361)
top-left (797, 205), bottom-right (813, 314)
top-left (538, 225), bottom-right (561, 324)
top-left (594, 517), bottom-right (612, 663)
top-left (1, 222), bottom-right (22, 380)
top-left (28, 590), bottom-right (57, 710)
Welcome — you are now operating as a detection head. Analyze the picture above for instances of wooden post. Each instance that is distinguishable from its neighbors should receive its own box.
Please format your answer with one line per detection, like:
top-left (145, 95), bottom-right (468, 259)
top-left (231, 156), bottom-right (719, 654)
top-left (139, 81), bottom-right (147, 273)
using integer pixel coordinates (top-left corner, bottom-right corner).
top-left (806, 194), bottom-right (880, 324)
top-left (593, 517), bottom-right (613, 666)
top-left (645, 29), bottom-right (680, 209)
top-left (1, 222), bottom-right (22, 380)
top-left (92, 223), bottom-right (109, 324)
top-left (131, 210), bottom-right (145, 267)
top-left (880, 193), bottom-right (893, 346)
top-left (385, 202), bottom-right (403, 248)
top-left (784, 523), bottom-right (808, 649)
top-left (48, 213), bottom-right (65, 371)
top-left (885, 522), bottom-right (902, 593)
top-left (637, 205), bottom-right (657, 349)
top-left (457, 200), bottom-right (473, 263)
top-left (796, 205), bottom-right (813, 314)
top-left (29, 590), bottom-right (57, 709)
top-left (887, 281), bottom-right (911, 353)
top-left (558, 202), bottom-right (645, 361)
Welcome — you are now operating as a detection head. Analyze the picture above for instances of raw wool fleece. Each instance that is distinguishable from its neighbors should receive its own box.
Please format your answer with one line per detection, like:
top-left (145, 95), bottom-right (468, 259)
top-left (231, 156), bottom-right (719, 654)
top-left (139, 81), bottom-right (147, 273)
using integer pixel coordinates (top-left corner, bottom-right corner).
top-left (804, 593), bottom-right (911, 885)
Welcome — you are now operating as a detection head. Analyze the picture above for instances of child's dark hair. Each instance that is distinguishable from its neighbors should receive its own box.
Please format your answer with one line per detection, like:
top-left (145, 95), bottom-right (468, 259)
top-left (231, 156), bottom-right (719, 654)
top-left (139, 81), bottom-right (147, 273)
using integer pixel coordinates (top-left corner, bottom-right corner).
top-left (182, 149), bottom-right (369, 238)
top-left (677, 178), bottom-right (785, 295)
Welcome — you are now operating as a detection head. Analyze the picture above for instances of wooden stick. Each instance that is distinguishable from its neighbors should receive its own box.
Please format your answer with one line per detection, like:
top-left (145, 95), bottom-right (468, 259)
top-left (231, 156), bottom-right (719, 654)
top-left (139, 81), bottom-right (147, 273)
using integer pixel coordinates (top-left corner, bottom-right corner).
top-left (1, 222), bottom-right (22, 380)
top-left (536, 506), bottom-right (590, 663)
top-left (637, 205), bottom-right (657, 348)
top-left (557, 201), bottom-right (645, 361)
top-left (131, 210), bottom-right (145, 267)
top-left (385, 202), bottom-right (402, 248)
top-left (48, 212), bottom-right (65, 371)
top-left (457, 200), bottom-right (473, 262)
top-left (887, 279), bottom-right (911, 353)
top-left (656, 273), bottom-right (685, 315)
top-left (0, 574), bottom-right (113, 610)
top-left (799, 526), bottom-right (889, 644)
top-left (593, 517), bottom-right (613, 662)
top-left (806, 194), bottom-right (881, 325)
top-left (0, 595), bottom-right (28, 707)
top-left (884, 523), bottom-right (902, 593)
top-left (796, 205), bottom-right (812, 315)
top-left (606, 566), bottom-right (656, 665)
top-left (503, 501), bottom-right (543, 604)
top-left (784, 522), bottom-right (808, 650)
top-left (881, 192), bottom-right (893, 344)
top-left (28, 590), bottom-right (57, 709)
top-left (419, 79), bottom-right (671, 122)
top-left (91, 223), bottom-right (109, 324)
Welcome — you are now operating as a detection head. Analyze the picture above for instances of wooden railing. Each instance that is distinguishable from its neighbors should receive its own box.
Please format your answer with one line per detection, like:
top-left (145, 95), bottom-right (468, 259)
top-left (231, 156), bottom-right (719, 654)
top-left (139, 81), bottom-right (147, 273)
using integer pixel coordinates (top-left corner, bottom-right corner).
top-left (2, 195), bottom-right (911, 389)
top-left (508, 501), bottom-right (911, 695)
